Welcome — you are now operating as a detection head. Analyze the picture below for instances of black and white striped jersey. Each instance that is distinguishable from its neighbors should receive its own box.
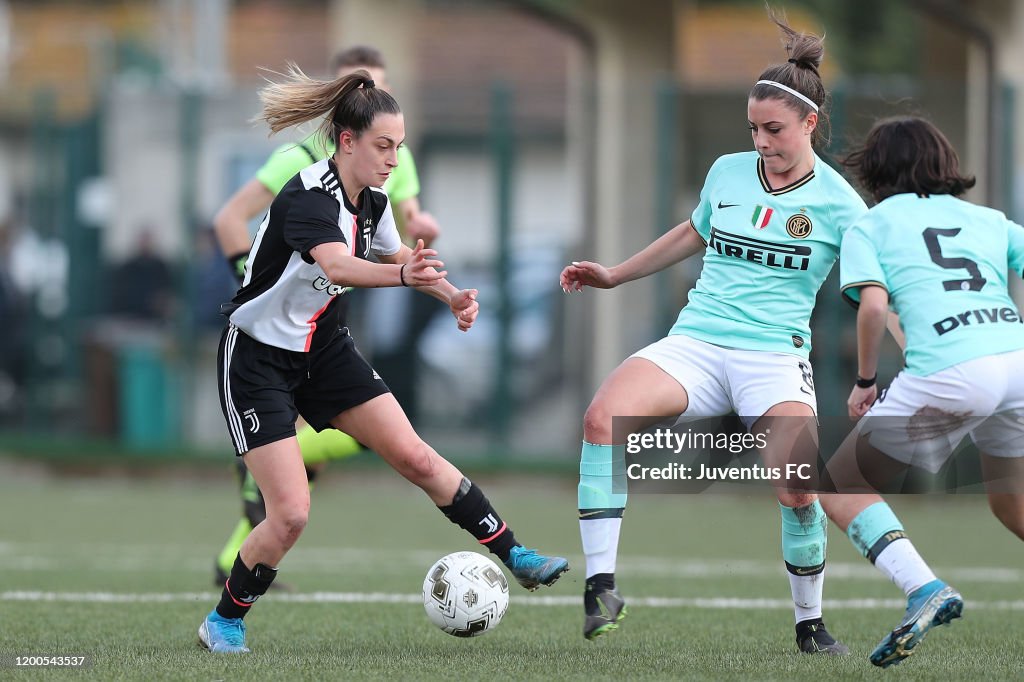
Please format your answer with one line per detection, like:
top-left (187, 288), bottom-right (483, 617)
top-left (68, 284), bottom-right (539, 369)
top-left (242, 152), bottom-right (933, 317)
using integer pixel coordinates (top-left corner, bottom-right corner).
top-left (226, 157), bottom-right (402, 352)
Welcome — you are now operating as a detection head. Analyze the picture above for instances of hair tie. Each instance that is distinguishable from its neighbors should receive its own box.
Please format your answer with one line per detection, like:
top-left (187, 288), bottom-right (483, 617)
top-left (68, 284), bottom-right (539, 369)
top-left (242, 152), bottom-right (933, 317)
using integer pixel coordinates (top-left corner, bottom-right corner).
top-left (788, 58), bottom-right (798, 64)
top-left (363, 78), bottom-right (375, 88)
top-left (755, 80), bottom-right (819, 112)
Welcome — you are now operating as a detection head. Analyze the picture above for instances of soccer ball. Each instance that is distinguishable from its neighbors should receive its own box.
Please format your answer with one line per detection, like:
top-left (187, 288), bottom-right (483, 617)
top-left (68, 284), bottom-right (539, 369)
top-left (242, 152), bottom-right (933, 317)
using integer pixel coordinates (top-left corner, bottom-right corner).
top-left (422, 551), bottom-right (509, 637)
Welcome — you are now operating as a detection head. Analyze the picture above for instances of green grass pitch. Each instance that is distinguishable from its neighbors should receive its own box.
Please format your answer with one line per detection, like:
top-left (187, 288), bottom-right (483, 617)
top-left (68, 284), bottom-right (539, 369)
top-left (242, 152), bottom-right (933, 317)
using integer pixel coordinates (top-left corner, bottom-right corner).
top-left (1, 465), bottom-right (1021, 680)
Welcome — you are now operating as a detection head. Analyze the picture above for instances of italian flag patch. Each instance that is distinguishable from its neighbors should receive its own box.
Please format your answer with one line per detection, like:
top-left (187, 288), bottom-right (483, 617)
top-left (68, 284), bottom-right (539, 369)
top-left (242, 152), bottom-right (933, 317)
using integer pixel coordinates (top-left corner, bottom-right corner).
top-left (751, 205), bottom-right (773, 229)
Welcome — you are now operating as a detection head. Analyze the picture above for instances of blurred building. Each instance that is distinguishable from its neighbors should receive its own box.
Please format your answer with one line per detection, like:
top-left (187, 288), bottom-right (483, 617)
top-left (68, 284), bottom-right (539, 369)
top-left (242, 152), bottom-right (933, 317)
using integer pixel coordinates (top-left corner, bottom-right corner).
top-left (0, 0), bottom-right (1022, 458)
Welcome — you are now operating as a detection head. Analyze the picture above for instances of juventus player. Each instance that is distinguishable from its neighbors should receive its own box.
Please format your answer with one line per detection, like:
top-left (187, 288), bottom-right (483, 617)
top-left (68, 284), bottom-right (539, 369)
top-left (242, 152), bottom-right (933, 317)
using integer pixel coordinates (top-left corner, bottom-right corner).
top-left (198, 66), bottom-right (568, 654)
top-left (209, 45), bottom-right (440, 594)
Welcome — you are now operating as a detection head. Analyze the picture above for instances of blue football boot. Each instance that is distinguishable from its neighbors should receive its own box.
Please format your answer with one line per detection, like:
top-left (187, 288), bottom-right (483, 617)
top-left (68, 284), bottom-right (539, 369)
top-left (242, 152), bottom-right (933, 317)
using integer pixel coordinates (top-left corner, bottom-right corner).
top-left (198, 609), bottom-right (250, 654)
top-left (870, 580), bottom-right (963, 668)
top-left (503, 546), bottom-right (569, 591)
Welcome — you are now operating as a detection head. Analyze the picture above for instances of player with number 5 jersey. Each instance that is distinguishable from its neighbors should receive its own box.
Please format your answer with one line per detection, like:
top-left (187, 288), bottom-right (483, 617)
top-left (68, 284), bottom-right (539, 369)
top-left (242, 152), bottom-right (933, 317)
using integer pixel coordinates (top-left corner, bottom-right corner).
top-left (820, 115), bottom-right (1024, 668)
top-left (840, 166), bottom-right (1024, 379)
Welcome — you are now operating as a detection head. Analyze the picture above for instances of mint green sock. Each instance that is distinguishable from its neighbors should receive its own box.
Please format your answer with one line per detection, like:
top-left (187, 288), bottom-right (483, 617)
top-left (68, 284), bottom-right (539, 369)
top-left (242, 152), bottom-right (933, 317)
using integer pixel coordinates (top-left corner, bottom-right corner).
top-left (780, 501), bottom-right (827, 570)
top-left (578, 441), bottom-right (627, 512)
top-left (847, 501), bottom-right (905, 562)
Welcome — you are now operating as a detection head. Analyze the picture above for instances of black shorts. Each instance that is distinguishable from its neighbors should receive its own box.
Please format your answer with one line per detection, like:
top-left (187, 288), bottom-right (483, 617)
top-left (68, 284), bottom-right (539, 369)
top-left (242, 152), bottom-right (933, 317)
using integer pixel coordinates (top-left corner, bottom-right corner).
top-left (217, 323), bottom-right (389, 455)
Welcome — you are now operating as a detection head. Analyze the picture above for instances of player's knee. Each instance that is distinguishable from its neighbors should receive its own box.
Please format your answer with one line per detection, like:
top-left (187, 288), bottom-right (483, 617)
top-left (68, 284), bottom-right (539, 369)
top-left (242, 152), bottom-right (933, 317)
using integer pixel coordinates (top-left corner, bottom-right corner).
top-left (583, 399), bottom-right (614, 444)
top-left (395, 440), bottom-right (440, 484)
top-left (777, 490), bottom-right (817, 508)
top-left (269, 500), bottom-right (310, 545)
top-left (277, 511), bottom-right (309, 545)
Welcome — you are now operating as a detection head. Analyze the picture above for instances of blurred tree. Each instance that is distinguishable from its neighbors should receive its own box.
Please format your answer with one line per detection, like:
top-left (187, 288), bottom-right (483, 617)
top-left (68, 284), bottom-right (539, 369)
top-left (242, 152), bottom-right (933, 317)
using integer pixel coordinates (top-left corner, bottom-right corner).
top-left (710, 0), bottom-right (922, 76)
top-left (793, 0), bottom-right (921, 75)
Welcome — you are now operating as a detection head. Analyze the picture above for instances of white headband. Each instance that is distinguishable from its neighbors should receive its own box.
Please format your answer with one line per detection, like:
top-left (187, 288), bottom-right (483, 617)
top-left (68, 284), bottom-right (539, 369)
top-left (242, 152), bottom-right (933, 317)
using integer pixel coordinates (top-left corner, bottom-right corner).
top-left (755, 80), bottom-right (819, 112)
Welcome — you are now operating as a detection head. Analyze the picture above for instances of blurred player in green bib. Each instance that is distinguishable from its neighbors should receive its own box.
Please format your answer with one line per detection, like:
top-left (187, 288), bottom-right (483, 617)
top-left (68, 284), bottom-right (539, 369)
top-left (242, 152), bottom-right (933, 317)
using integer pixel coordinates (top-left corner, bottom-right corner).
top-left (821, 115), bottom-right (1024, 667)
top-left (211, 45), bottom-right (440, 588)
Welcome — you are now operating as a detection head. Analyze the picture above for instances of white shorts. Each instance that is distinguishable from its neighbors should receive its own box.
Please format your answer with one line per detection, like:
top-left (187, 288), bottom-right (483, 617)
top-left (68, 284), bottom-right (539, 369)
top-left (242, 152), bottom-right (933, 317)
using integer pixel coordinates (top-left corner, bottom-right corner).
top-left (862, 348), bottom-right (1024, 472)
top-left (631, 334), bottom-right (817, 428)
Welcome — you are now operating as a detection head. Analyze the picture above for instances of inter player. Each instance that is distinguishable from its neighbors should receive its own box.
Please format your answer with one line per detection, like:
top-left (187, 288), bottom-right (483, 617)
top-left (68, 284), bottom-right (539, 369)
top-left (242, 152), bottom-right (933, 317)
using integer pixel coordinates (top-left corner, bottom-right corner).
top-left (821, 115), bottom-right (1024, 667)
top-left (561, 12), bottom-right (858, 651)
top-left (210, 45), bottom-right (440, 588)
top-left (198, 68), bottom-right (568, 654)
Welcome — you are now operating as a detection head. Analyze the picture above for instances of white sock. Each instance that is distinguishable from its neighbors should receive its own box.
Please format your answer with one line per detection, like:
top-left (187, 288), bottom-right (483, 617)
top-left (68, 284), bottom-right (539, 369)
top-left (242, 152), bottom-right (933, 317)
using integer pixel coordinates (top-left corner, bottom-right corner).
top-left (580, 518), bottom-right (622, 578)
top-left (789, 570), bottom-right (824, 623)
top-left (874, 539), bottom-right (937, 595)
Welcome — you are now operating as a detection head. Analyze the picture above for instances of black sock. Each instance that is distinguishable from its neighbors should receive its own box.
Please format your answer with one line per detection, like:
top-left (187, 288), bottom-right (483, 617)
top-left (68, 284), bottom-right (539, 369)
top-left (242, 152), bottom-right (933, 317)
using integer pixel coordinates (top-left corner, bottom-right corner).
top-left (215, 554), bottom-right (277, 620)
top-left (584, 573), bottom-right (616, 614)
top-left (438, 478), bottom-right (517, 562)
top-left (796, 618), bottom-right (833, 641)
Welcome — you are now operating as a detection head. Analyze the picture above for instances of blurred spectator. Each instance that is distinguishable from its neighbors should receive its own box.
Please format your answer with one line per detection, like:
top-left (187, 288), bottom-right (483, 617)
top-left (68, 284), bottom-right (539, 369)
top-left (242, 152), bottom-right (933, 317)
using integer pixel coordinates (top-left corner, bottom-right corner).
top-left (0, 221), bottom-right (28, 412)
top-left (193, 225), bottom-right (238, 332)
top-left (108, 228), bottom-right (176, 322)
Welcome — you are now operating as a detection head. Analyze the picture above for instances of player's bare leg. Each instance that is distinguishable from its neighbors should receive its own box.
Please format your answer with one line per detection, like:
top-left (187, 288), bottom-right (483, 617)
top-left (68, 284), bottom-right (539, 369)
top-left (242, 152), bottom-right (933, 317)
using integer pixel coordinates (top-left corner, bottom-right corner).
top-left (982, 451), bottom-right (1024, 540)
top-left (579, 358), bottom-right (688, 640)
top-left (200, 437), bottom-right (307, 653)
top-left (331, 394), bottom-right (568, 590)
top-left (756, 402), bottom-right (847, 655)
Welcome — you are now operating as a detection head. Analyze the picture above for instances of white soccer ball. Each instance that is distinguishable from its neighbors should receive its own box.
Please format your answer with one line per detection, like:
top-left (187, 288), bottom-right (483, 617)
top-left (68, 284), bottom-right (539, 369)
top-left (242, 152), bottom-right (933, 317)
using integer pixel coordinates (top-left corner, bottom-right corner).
top-left (422, 551), bottom-right (509, 637)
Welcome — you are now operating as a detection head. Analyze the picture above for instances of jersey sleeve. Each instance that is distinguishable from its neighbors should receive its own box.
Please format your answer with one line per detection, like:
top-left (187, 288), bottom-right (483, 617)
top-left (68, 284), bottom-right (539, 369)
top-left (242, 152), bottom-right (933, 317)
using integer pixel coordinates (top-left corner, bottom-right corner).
top-left (830, 184), bottom-right (869, 237)
top-left (1008, 219), bottom-right (1024, 277)
top-left (371, 194), bottom-right (403, 257)
top-left (255, 132), bottom-right (327, 196)
top-left (839, 224), bottom-right (888, 307)
top-left (283, 189), bottom-right (346, 259)
top-left (689, 158), bottom-right (724, 243)
top-left (384, 146), bottom-right (421, 206)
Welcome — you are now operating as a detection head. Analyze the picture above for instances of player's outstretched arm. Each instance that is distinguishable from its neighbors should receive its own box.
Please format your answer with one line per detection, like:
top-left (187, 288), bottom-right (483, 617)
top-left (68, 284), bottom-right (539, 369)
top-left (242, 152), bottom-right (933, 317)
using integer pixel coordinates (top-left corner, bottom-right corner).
top-left (560, 219), bottom-right (705, 292)
top-left (312, 239), bottom-right (446, 289)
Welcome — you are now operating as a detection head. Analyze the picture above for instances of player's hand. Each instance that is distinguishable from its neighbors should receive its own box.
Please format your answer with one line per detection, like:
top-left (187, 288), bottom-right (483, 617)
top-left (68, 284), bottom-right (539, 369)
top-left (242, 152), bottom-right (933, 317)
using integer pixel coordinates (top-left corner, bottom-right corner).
top-left (405, 211), bottom-right (441, 248)
top-left (403, 239), bottom-right (446, 287)
top-left (847, 384), bottom-right (877, 420)
top-left (449, 288), bottom-right (479, 332)
top-left (560, 260), bottom-right (616, 292)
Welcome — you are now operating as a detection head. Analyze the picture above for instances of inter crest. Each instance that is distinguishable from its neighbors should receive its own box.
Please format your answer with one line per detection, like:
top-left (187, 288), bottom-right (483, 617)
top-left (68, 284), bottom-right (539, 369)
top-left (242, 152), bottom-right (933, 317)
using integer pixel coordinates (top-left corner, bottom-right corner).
top-left (786, 213), bottom-right (812, 238)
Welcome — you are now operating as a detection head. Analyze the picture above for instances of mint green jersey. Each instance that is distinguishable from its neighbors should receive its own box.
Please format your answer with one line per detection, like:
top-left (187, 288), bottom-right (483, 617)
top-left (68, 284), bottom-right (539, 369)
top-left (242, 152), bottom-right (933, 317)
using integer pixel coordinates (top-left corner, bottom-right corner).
top-left (254, 131), bottom-right (419, 203)
top-left (840, 193), bottom-right (1024, 376)
top-left (672, 151), bottom-right (867, 357)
